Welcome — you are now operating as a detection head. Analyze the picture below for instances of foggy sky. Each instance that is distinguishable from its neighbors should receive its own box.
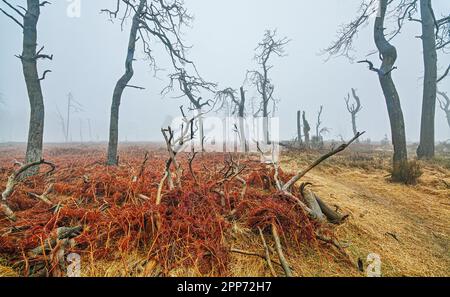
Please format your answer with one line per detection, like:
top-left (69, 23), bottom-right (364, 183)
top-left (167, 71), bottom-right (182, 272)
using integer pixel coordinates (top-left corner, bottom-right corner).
top-left (0, 0), bottom-right (449, 143)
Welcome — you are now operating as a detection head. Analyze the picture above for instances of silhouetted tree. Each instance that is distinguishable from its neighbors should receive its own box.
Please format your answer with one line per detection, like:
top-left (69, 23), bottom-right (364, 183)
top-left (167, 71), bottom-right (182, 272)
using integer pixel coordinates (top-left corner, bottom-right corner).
top-left (437, 90), bottom-right (450, 129)
top-left (302, 111), bottom-right (311, 146)
top-left (345, 88), bottom-right (363, 142)
top-left (164, 69), bottom-right (216, 152)
top-left (102, 0), bottom-right (194, 165)
top-left (248, 30), bottom-right (289, 143)
top-left (216, 86), bottom-right (248, 151)
top-left (297, 110), bottom-right (303, 145)
top-left (326, 0), bottom-right (411, 182)
top-left (1, 0), bottom-right (53, 174)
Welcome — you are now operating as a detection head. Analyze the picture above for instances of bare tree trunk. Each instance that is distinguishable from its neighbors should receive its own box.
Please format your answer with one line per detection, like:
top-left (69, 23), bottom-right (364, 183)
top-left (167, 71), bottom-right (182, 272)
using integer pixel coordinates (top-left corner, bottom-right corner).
top-left (22, 0), bottom-right (45, 174)
top-left (375, 0), bottom-right (409, 181)
top-left (437, 91), bottom-right (450, 129)
top-left (302, 111), bottom-right (310, 146)
top-left (238, 87), bottom-right (248, 152)
top-left (106, 0), bottom-right (145, 165)
top-left (417, 0), bottom-right (437, 159)
top-left (297, 110), bottom-right (302, 144)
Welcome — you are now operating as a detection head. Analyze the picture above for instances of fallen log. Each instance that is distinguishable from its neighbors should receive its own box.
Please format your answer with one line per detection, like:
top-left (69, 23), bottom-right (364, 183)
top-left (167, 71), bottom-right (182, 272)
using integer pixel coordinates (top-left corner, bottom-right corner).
top-left (271, 223), bottom-right (293, 277)
top-left (29, 226), bottom-right (83, 257)
top-left (315, 194), bottom-right (348, 225)
top-left (282, 132), bottom-right (365, 191)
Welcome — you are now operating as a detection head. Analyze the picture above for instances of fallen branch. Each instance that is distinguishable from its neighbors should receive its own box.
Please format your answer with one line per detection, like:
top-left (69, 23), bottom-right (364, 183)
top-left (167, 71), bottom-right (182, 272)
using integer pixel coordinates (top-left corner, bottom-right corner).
top-left (2, 159), bottom-right (55, 201)
top-left (314, 193), bottom-right (349, 225)
top-left (300, 184), bottom-right (326, 222)
top-left (29, 226), bottom-right (83, 257)
top-left (282, 132), bottom-right (365, 191)
top-left (271, 223), bottom-right (293, 277)
top-left (28, 183), bottom-right (54, 206)
top-left (229, 248), bottom-right (283, 268)
top-left (258, 227), bottom-right (277, 277)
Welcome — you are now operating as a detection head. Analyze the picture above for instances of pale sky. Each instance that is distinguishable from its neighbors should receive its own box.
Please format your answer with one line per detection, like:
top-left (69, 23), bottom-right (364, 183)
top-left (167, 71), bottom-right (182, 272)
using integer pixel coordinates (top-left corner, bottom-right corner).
top-left (0, 0), bottom-right (449, 143)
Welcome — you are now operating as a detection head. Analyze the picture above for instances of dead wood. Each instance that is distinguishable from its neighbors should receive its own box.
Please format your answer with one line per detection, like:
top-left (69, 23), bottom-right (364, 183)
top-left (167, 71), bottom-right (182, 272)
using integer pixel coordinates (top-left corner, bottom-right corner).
top-left (282, 132), bottom-right (365, 191)
top-left (314, 193), bottom-right (349, 225)
top-left (29, 226), bottom-right (82, 257)
top-left (271, 223), bottom-right (293, 277)
top-left (258, 227), bottom-right (277, 277)
top-left (300, 185), bottom-right (326, 222)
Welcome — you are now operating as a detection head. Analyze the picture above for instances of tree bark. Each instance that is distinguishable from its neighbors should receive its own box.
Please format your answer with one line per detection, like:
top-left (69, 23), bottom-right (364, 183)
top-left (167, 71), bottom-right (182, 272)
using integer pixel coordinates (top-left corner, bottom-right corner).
top-left (106, 0), bottom-right (145, 165)
top-left (297, 110), bottom-right (302, 144)
top-left (238, 87), bottom-right (248, 152)
top-left (417, 0), bottom-right (437, 159)
top-left (374, 0), bottom-right (409, 181)
top-left (302, 111), bottom-right (310, 146)
top-left (22, 0), bottom-right (45, 174)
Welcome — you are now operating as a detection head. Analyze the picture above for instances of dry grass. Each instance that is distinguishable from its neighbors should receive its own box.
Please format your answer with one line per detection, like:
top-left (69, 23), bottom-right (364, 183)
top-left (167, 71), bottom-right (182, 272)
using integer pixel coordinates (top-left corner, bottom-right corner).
top-left (0, 145), bottom-right (448, 277)
top-left (280, 149), bottom-right (450, 276)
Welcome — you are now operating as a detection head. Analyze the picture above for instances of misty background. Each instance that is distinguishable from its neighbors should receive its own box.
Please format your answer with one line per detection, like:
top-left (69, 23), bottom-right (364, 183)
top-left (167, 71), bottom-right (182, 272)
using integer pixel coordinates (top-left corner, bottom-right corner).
top-left (0, 0), bottom-right (449, 144)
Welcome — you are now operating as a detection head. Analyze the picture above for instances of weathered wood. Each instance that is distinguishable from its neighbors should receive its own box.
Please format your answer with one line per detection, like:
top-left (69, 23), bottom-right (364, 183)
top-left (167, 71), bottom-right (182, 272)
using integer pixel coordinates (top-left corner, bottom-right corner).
top-left (282, 132), bottom-right (364, 191)
top-left (258, 227), bottom-right (277, 277)
top-left (271, 223), bottom-right (292, 277)
top-left (314, 193), bottom-right (348, 225)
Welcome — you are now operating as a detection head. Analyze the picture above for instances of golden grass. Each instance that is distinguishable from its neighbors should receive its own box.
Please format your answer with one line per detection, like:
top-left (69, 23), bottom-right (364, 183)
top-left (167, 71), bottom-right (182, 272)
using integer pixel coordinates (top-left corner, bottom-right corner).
top-left (1, 149), bottom-right (448, 277)
top-left (280, 150), bottom-right (450, 276)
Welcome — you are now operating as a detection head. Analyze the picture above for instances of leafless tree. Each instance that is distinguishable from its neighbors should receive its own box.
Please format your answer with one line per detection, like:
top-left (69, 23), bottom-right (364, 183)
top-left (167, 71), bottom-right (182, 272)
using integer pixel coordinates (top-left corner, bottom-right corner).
top-left (302, 111), bottom-right (311, 147)
top-left (215, 86), bottom-right (248, 151)
top-left (56, 92), bottom-right (83, 142)
top-left (437, 90), bottom-right (450, 129)
top-left (345, 88), bottom-right (363, 142)
top-left (326, 0), bottom-right (449, 159)
top-left (313, 105), bottom-right (329, 148)
top-left (164, 69), bottom-right (217, 152)
top-left (297, 110), bottom-right (303, 145)
top-left (416, 0), bottom-right (450, 158)
top-left (1, 0), bottom-right (53, 174)
top-left (326, 0), bottom-right (412, 182)
top-left (247, 30), bottom-right (289, 143)
top-left (102, 0), bottom-right (195, 165)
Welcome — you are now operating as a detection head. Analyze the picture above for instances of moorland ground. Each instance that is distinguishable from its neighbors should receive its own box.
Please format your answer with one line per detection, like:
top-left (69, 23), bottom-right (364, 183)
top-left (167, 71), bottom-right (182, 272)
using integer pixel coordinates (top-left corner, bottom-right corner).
top-left (0, 143), bottom-right (448, 277)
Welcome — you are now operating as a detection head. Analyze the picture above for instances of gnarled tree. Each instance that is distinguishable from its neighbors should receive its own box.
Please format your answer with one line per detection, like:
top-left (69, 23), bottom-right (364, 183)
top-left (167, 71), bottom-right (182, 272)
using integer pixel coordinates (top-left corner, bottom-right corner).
top-left (216, 86), bottom-right (248, 151)
top-left (437, 90), bottom-right (450, 129)
top-left (302, 111), bottom-right (311, 147)
top-left (345, 88), bottom-right (363, 142)
top-left (1, 0), bottom-right (53, 174)
top-left (297, 110), bottom-right (303, 145)
top-left (247, 30), bottom-right (289, 144)
top-left (326, 0), bottom-right (412, 182)
top-left (164, 69), bottom-right (216, 152)
top-left (102, 0), bottom-right (194, 165)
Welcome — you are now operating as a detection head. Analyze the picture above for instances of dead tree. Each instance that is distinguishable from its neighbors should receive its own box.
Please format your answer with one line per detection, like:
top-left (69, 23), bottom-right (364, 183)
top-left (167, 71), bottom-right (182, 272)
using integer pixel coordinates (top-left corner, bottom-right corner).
top-left (247, 30), bottom-right (289, 144)
top-left (102, 0), bottom-right (194, 165)
top-left (215, 86), bottom-right (248, 151)
top-left (157, 107), bottom-right (200, 204)
top-left (164, 70), bottom-right (216, 152)
top-left (297, 110), bottom-right (303, 145)
top-left (437, 90), bottom-right (450, 129)
top-left (1, 159), bottom-right (55, 221)
top-left (345, 88), bottom-right (363, 142)
top-left (302, 111), bottom-right (310, 146)
top-left (1, 0), bottom-right (53, 174)
top-left (56, 92), bottom-right (83, 142)
top-left (416, 0), bottom-right (450, 159)
top-left (326, 0), bottom-right (411, 182)
top-left (325, 0), bottom-right (448, 160)
top-left (313, 105), bottom-right (328, 147)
